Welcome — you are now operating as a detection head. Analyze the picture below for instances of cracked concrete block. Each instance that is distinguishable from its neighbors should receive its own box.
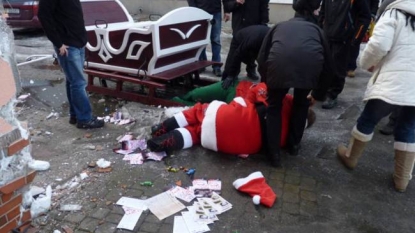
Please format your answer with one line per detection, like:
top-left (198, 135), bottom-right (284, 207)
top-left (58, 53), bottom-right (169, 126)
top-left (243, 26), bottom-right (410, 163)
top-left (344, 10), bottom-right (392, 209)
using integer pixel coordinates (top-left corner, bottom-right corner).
top-left (0, 58), bottom-right (16, 107)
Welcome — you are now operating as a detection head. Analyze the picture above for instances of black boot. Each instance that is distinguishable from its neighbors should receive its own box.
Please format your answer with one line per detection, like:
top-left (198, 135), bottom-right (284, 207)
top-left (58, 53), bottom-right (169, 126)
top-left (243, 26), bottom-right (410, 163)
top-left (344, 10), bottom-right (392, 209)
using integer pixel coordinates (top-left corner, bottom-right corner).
top-left (269, 153), bottom-right (281, 167)
top-left (151, 117), bottom-right (179, 138)
top-left (287, 144), bottom-right (301, 156)
top-left (147, 130), bottom-right (184, 152)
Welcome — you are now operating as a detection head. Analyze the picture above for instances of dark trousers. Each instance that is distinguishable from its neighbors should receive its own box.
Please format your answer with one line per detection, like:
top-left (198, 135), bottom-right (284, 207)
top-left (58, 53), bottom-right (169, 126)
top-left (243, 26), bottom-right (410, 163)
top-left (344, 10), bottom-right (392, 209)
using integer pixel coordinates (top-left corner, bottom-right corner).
top-left (326, 41), bottom-right (351, 99)
top-left (266, 88), bottom-right (311, 155)
top-left (347, 42), bottom-right (361, 71)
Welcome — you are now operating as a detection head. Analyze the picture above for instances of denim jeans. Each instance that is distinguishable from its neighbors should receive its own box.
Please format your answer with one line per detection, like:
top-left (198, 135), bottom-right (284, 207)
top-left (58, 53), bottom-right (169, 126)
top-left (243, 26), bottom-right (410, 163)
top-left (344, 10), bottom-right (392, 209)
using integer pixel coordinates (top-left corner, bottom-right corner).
top-left (357, 99), bottom-right (415, 147)
top-left (55, 46), bottom-right (92, 123)
top-left (200, 11), bottom-right (222, 69)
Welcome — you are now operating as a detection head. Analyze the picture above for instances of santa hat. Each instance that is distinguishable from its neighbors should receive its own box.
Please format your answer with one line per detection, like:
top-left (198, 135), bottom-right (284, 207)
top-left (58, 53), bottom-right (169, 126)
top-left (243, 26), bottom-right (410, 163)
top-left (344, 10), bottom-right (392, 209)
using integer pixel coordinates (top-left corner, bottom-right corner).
top-left (233, 171), bottom-right (277, 207)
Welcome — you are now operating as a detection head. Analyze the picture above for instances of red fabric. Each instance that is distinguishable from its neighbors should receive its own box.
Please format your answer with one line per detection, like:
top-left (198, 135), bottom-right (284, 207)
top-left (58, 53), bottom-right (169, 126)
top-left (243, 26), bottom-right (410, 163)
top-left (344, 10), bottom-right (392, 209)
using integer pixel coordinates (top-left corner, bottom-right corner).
top-left (181, 102), bottom-right (208, 145)
top-left (236, 81), bottom-right (268, 105)
top-left (237, 177), bottom-right (277, 207)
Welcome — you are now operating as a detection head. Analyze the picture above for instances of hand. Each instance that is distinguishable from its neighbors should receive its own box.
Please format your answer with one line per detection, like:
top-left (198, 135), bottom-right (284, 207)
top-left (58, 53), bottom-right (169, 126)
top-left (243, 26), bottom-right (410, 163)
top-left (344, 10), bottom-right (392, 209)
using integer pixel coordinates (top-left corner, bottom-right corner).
top-left (307, 94), bottom-right (316, 106)
top-left (59, 44), bottom-right (68, 56)
top-left (236, 0), bottom-right (245, 4)
top-left (368, 66), bottom-right (375, 72)
top-left (221, 76), bottom-right (236, 90)
top-left (224, 13), bottom-right (231, 22)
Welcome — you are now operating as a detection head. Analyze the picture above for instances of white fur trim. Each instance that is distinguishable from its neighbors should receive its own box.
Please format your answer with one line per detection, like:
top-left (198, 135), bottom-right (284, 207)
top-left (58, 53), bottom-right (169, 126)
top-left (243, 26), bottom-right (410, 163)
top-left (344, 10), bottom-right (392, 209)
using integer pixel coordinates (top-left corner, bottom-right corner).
top-left (232, 171), bottom-right (264, 189)
top-left (233, 97), bottom-right (247, 107)
top-left (394, 142), bottom-right (415, 152)
top-left (252, 195), bottom-right (261, 205)
top-left (176, 128), bottom-right (193, 149)
top-left (174, 112), bottom-right (188, 128)
top-left (201, 100), bottom-right (225, 151)
top-left (351, 125), bottom-right (373, 142)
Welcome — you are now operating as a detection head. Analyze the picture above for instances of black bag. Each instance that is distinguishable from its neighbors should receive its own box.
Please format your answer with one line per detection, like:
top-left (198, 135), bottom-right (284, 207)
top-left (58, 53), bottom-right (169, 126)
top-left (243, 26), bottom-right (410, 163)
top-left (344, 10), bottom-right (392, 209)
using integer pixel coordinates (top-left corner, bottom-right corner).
top-left (322, 0), bottom-right (354, 41)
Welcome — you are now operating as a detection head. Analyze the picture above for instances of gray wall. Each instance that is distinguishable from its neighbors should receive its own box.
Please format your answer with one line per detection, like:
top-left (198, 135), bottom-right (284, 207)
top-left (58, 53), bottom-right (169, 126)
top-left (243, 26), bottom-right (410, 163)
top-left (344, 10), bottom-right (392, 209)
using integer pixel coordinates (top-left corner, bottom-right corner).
top-left (119, 0), bottom-right (294, 24)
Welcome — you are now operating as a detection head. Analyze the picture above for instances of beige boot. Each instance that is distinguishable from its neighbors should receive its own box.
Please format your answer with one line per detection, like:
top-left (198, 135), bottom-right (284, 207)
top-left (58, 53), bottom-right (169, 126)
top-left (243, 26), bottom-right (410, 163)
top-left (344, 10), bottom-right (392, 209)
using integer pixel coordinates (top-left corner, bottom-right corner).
top-left (393, 150), bottom-right (415, 192)
top-left (337, 126), bottom-right (372, 169)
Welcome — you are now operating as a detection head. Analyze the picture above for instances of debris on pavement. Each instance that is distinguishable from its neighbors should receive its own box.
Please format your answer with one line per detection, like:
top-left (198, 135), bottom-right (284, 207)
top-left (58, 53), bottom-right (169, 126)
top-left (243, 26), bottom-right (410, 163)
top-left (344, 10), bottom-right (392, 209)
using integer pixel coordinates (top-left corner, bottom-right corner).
top-left (61, 225), bottom-right (74, 233)
top-left (59, 204), bottom-right (82, 212)
top-left (46, 112), bottom-right (59, 120)
top-left (87, 161), bottom-right (97, 168)
top-left (28, 159), bottom-right (51, 171)
top-left (31, 185), bottom-right (52, 218)
top-left (97, 167), bottom-right (113, 173)
top-left (140, 181), bottom-right (153, 187)
top-left (117, 206), bottom-right (143, 230)
top-left (84, 133), bottom-right (92, 138)
top-left (96, 158), bottom-right (111, 168)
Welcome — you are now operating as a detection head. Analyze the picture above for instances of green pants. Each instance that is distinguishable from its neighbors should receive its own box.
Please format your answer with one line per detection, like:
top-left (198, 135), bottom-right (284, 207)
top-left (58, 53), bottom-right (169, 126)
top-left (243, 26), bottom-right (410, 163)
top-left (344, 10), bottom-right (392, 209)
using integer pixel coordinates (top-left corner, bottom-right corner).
top-left (171, 80), bottom-right (239, 106)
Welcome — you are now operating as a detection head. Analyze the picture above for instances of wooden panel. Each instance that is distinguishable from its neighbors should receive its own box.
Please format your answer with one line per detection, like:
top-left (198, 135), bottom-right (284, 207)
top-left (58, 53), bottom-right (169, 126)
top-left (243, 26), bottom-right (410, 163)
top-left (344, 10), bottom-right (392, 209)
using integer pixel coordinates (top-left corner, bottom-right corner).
top-left (82, 1), bottom-right (130, 26)
top-left (159, 20), bottom-right (209, 50)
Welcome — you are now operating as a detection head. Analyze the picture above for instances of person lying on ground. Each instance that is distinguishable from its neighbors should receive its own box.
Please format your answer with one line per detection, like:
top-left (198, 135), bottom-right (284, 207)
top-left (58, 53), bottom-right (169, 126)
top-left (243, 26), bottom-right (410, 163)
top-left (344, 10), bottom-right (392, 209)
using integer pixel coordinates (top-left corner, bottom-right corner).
top-left (147, 94), bottom-right (316, 165)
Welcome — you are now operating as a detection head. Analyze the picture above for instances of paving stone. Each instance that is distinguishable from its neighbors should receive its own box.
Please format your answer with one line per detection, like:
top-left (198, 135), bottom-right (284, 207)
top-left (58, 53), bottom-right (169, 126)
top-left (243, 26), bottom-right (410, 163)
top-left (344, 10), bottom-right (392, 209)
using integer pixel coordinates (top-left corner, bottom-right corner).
top-left (124, 188), bottom-right (144, 198)
top-left (131, 183), bottom-right (146, 191)
top-left (164, 216), bottom-right (175, 224)
top-left (283, 184), bottom-right (300, 194)
top-left (74, 230), bottom-right (89, 233)
top-left (285, 170), bottom-right (301, 177)
top-left (78, 217), bottom-right (101, 232)
top-left (282, 192), bottom-right (299, 203)
top-left (139, 222), bottom-right (159, 232)
top-left (300, 190), bottom-right (317, 202)
top-left (268, 179), bottom-right (284, 190)
top-left (49, 209), bottom-right (68, 221)
top-left (159, 224), bottom-right (173, 233)
top-left (95, 222), bottom-right (117, 233)
top-left (279, 212), bottom-right (300, 224)
top-left (284, 175), bottom-right (301, 185)
top-left (300, 177), bottom-right (317, 191)
top-left (300, 200), bottom-right (318, 216)
top-left (91, 208), bottom-right (111, 219)
top-left (282, 202), bottom-right (300, 215)
top-left (64, 212), bottom-right (86, 224)
top-left (269, 172), bottom-right (285, 181)
top-left (105, 190), bottom-right (124, 202)
top-left (144, 214), bottom-right (161, 223)
top-left (105, 213), bottom-right (123, 224)
top-left (111, 205), bottom-right (125, 215)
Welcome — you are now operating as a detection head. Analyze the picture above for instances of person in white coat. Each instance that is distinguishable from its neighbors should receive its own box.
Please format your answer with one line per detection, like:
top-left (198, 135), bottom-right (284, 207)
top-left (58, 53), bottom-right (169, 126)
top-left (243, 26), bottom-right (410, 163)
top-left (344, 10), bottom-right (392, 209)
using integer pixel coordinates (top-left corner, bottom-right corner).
top-left (337, 0), bottom-right (415, 193)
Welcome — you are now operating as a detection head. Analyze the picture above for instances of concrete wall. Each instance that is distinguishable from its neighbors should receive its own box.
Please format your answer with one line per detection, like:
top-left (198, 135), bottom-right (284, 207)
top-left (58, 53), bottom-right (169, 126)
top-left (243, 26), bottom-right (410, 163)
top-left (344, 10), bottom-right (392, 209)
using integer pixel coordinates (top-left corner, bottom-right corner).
top-left (119, 0), bottom-right (294, 24)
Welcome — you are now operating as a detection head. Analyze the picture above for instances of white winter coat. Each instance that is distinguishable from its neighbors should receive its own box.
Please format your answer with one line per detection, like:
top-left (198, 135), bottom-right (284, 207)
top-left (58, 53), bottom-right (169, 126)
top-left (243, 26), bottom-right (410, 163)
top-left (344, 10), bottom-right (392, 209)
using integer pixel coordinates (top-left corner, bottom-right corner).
top-left (359, 0), bottom-right (415, 106)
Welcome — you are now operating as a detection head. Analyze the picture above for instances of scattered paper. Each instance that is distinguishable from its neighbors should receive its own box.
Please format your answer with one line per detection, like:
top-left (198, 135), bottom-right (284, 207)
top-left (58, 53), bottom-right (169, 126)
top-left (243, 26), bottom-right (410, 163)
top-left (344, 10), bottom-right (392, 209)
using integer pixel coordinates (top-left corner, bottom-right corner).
top-left (117, 207), bottom-right (143, 230)
top-left (168, 186), bottom-right (196, 203)
top-left (173, 216), bottom-right (191, 233)
top-left (145, 151), bottom-right (167, 161)
top-left (182, 211), bottom-right (210, 233)
top-left (147, 192), bottom-right (186, 220)
top-left (116, 197), bottom-right (148, 210)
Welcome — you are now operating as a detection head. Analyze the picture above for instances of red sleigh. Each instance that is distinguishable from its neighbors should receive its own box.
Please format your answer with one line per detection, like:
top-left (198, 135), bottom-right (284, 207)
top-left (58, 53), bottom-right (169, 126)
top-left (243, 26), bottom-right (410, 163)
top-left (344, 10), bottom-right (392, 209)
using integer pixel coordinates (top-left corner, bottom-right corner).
top-left (81, 0), bottom-right (219, 106)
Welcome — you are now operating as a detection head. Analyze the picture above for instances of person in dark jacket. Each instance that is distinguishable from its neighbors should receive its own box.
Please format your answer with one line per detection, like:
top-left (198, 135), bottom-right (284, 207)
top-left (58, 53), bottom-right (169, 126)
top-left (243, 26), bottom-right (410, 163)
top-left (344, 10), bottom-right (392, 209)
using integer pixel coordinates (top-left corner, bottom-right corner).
top-left (38, 0), bottom-right (104, 129)
top-left (346, 0), bottom-right (379, 78)
top-left (319, 0), bottom-right (371, 109)
top-left (222, 0), bottom-right (270, 80)
top-left (188, 0), bottom-right (223, 77)
top-left (257, 0), bottom-right (334, 167)
top-left (221, 25), bottom-right (269, 90)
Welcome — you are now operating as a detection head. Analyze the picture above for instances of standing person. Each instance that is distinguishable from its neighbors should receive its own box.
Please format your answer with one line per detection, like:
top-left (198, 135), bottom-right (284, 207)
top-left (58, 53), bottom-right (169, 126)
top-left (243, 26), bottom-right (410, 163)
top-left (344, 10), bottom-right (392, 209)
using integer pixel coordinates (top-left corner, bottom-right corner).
top-left (38, 0), bottom-right (104, 129)
top-left (188, 0), bottom-right (223, 77)
top-left (346, 0), bottom-right (379, 78)
top-left (319, 0), bottom-right (371, 109)
top-left (222, 0), bottom-right (269, 80)
top-left (337, 0), bottom-right (415, 193)
top-left (257, 0), bottom-right (334, 166)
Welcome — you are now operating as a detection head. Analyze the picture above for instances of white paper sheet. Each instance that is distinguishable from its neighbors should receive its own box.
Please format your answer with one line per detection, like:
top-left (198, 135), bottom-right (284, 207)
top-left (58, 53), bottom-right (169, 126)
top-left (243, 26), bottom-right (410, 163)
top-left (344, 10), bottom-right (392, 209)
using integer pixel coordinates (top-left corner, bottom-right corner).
top-left (117, 207), bottom-right (143, 230)
top-left (182, 211), bottom-right (210, 233)
top-left (147, 192), bottom-right (186, 220)
top-left (173, 216), bottom-right (191, 233)
top-left (116, 197), bottom-right (148, 210)
top-left (168, 186), bottom-right (196, 202)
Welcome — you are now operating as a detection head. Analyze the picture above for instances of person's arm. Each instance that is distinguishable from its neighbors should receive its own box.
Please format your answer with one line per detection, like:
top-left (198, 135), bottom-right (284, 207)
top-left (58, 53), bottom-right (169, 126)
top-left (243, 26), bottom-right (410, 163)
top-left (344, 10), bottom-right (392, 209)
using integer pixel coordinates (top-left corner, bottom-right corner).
top-left (351, 0), bottom-right (372, 46)
top-left (318, 0), bottom-right (326, 28)
top-left (222, 34), bottom-right (243, 89)
top-left (187, 0), bottom-right (197, 7)
top-left (359, 10), bottom-right (397, 70)
top-left (222, 0), bottom-right (239, 13)
top-left (259, 0), bottom-right (270, 25)
top-left (257, 25), bottom-right (276, 83)
top-left (38, 0), bottom-right (62, 48)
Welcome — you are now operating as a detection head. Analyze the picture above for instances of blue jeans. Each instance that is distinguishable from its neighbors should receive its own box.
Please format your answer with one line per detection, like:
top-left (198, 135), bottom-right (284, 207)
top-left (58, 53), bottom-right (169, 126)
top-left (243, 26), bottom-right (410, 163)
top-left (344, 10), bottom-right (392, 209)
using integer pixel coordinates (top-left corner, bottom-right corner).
top-left (55, 46), bottom-right (92, 123)
top-left (200, 12), bottom-right (222, 69)
top-left (357, 99), bottom-right (415, 147)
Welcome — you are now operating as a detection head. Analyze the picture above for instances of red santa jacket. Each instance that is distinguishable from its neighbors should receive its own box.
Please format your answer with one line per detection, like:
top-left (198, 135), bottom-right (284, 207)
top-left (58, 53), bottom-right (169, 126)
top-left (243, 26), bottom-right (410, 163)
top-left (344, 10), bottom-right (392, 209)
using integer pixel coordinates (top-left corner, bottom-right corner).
top-left (200, 94), bottom-right (293, 155)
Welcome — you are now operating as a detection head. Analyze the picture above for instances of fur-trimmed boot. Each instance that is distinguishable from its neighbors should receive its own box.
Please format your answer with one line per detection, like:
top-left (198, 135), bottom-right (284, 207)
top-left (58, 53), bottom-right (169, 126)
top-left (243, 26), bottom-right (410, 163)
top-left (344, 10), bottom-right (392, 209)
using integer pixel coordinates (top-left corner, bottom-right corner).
top-left (337, 126), bottom-right (372, 169)
top-left (147, 128), bottom-right (193, 152)
top-left (393, 149), bottom-right (415, 192)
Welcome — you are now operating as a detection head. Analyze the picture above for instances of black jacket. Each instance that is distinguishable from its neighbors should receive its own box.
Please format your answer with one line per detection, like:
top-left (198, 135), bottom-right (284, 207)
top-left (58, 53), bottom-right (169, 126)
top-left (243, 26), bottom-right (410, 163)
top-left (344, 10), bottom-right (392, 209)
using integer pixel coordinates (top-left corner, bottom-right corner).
top-left (38, 0), bottom-right (87, 48)
top-left (319, 0), bottom-right (371, 44)
top-left (187, 0), bottom-right (222, 14)
top-left (223, 0), bottom-right (269, 35)
top-left (257, 18), bottom-right (334, 99)
top-left (224, 25), bottom-right (269, 77)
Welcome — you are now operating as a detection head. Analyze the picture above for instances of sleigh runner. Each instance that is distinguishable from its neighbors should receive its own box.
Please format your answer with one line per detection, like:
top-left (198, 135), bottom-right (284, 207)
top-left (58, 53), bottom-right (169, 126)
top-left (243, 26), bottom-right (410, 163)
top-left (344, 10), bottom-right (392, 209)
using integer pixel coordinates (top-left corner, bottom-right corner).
top-left (82, 2), bottom-right (219, 106)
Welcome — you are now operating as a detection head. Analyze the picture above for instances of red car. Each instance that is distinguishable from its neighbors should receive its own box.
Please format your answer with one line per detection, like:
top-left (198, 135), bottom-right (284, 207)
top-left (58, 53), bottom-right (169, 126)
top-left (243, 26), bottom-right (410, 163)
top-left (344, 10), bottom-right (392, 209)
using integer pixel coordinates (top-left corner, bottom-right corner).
top-left (3, 0), bottom-right (42, 28)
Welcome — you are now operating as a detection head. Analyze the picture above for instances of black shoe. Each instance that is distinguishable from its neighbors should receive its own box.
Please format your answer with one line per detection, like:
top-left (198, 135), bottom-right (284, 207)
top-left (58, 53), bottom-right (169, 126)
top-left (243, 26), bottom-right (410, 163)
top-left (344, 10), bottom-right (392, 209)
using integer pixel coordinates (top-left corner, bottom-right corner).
top-left (247, 71), bottom-right (260, 81)
top-left (147, 130), bottom-right (184, 152)
top-left (151, 118), bottom-right (179, 138)
top-left (69, 116), bottom-right (77, 125)
top-left (379, 123), bottom-right (394, 135)
top-left (213, 68), bottom-right (222, 77)
top-left (76, 118), bottom-right (104, 129)
top-left (269, 153), bottom-right (281, 168)
top-left (287, 144), bottom-right (301, 156)
top-left (322, 97), bottom-right (338, 109)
